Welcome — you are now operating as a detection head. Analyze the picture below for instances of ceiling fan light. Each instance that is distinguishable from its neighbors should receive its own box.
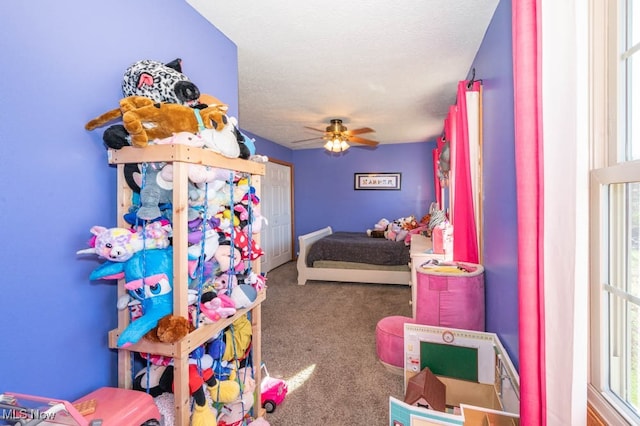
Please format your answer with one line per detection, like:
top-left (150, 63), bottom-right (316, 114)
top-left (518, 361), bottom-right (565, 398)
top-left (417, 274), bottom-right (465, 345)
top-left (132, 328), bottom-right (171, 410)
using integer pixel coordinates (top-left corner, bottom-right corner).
top-left (324, 138), bottom-right (348, 152)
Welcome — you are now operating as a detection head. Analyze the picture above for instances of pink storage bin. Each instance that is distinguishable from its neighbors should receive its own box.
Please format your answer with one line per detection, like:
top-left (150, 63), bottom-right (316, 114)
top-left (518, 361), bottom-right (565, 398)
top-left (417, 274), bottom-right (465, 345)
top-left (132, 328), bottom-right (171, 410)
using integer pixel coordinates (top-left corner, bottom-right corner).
top-left (415, 262), bottom-right (485, 331)
top-left (375, 315), bottom-right (416, 374)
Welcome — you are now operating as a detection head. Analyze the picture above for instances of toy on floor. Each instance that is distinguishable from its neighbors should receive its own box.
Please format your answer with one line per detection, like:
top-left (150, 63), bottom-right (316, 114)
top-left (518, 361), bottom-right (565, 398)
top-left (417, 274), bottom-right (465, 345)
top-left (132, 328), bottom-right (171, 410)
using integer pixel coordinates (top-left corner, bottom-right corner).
top-left (260, 363), bottom-right (288, 413)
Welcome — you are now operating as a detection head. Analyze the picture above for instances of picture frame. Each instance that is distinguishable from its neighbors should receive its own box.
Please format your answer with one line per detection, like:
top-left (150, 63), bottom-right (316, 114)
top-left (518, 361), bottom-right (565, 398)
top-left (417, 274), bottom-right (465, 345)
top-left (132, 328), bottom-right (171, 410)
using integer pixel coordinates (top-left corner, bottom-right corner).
top-left (354, 172), bottom-right (402, 190)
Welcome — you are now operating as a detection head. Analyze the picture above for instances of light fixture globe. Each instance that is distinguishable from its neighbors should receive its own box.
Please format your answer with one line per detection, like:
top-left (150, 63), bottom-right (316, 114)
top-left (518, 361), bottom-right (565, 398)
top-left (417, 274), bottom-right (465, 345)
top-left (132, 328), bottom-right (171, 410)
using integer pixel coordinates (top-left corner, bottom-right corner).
top-left (324, 135), bottom-right (349, 152)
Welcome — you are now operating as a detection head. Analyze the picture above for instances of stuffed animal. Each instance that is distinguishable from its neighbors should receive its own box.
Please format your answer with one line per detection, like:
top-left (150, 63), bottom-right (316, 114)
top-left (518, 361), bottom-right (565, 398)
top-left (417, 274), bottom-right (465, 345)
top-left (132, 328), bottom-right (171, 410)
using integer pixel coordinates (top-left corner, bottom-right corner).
top-left (374, 218), bottom-right (390, 231)
top-left (229, 284), bottom-right (258, 309)
top-left (133, 354), bottom-right (241, 426)
top-left (384, 221), bottom-right (409, 242)
top-left (249, 205), bottom-right (268, 234)
top-left (199, 291), bottom-right (237, 323)
top-left (233, 228), bottom-right (264, 261)
top-left (366, 218), bottom-right (390, 238)
top-left (144, 314), bottom-right (193, 344)
top-left (213, 244), bottom-right (243, 274)
top-left (213, 273), bottom-right (238, 292)
top-left (151, 130), bottom-right (207, 148)
top-left (159, 160), bottom-right (229, 190)
top-left (245, 272), bottom-right (267, 292)
top-left (122, 58), bottom-right (201, 107)
top-left (122, 164), bottom-right (174, 221)
top-left (101, 58), bottom-right (203, 150)
top-left (77, 221), bottom-right (171, 262)
top-left (399, 215), bottom-right (420, 231)
top-left (85, 95), bottom-right (229, 148)
top-left (121, 163), bottom-right (197, 224)
top-left (241, 185), bottom-right (260, 206)
top-left (438, 141), bottom-right (451, 178)
top-left (239, 130), bottom-right (256, 157)
top-left (88, 247), bottom-right (191, 347)
top-left (217, 367), bottom-right (256, 426)
top-left (150, 130), bottom-right (232, 187)
top-left (187, 229), bottom-right (220, 263)
top-left (221, 314), bottom-right (253, 362)
top-left (200, 117), bottom-right (242, 159)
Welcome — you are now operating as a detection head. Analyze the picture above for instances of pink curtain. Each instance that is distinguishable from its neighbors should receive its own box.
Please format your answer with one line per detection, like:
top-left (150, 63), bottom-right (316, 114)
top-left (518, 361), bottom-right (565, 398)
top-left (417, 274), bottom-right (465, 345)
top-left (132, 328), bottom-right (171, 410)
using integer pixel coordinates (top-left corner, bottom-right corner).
top-left (513, 0), bottom-right (546, 424)
top-left (450, 81), bottom-right (479, 264)
top-left (433, 137), bottom-right (443, 208)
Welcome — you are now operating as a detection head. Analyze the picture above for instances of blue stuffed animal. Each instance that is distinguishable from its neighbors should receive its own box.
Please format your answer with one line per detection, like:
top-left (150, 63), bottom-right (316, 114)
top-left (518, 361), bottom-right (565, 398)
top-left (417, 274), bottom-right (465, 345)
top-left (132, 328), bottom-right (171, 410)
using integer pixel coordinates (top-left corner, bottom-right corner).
top-left (89, 247), bottom-right (188, 347)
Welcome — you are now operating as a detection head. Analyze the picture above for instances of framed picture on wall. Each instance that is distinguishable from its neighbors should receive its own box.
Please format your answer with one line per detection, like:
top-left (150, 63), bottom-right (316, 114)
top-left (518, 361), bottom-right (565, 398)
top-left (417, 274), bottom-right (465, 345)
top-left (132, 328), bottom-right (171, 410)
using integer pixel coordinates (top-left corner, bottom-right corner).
top-left (354, 172), bottom-right (402, 190)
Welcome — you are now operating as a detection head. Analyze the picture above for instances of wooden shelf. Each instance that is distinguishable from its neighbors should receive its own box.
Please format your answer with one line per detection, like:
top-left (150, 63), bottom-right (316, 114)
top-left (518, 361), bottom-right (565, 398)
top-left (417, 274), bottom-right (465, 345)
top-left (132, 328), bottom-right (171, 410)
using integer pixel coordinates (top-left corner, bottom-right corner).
top-left (108, 290), bottom-right (266, 357)
top-left (106, 145), bottom-right (266, 426)
top-left (108, 144), bottom-right (266, 175)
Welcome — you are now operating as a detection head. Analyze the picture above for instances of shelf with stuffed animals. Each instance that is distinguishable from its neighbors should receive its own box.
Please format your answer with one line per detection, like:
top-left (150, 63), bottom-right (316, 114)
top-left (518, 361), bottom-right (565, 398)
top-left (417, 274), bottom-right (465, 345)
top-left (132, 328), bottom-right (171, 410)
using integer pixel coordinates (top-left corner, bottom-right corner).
top-left (87, 142), bottom-right (268, 426)
top-left (79, 59), bottom-right (272, 426)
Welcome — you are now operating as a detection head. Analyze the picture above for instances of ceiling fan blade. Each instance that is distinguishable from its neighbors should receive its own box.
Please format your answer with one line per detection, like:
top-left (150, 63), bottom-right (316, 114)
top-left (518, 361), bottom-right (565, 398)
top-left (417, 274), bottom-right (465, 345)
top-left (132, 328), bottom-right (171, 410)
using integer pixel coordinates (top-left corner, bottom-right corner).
top-left (304, 126), bottom-right (327, 133)
top-left (291, 136), bottom-right (323, 143)
top-left (347, 135), bottom-right (379, 146)
top-left (346, 127), bottom-right (375, 135)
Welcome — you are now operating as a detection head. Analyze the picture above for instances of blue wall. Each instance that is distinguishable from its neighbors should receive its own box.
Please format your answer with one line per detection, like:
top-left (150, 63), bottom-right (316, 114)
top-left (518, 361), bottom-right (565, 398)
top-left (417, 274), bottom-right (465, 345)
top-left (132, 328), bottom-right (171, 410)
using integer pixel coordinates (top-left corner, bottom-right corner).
top-left (242, 130), bottom-right (294, 164)
top-left (0, 0), bottom-right (238, 398)
top-left (243, 133), bottom-right (437, 244)
top-left (469, 0), bottom-right (519, 368)
top-left (292, 142), bottom-right (438, 239)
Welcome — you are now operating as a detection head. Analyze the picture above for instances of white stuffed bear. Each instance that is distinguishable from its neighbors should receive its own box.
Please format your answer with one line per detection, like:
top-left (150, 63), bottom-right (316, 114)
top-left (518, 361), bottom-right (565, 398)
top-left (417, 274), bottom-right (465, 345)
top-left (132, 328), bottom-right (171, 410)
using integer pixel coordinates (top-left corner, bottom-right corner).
top-left (218, 367), bottom-right (257, 425)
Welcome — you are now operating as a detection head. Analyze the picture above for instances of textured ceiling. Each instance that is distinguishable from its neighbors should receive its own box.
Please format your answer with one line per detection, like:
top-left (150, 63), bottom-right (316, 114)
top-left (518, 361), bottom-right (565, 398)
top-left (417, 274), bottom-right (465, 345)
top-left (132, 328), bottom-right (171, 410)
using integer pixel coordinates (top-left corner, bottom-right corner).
top-left (187, 0), bottom-right (498, 150)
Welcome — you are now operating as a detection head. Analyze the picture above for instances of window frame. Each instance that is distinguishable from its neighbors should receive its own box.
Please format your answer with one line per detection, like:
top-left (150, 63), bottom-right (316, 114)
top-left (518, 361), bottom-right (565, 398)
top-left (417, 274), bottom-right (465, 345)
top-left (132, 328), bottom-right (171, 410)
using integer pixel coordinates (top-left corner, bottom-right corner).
top-left (588, 0), bottom-right (640, 424)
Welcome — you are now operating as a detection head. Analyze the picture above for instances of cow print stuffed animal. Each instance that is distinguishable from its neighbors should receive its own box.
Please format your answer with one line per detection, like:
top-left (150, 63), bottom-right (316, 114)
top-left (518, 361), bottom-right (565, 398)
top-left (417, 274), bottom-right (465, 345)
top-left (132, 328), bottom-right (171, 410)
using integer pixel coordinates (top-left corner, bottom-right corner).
top-left (122, 58), bottom-right (201, 106)
top-left (103, 58), bottom-right (203, 149)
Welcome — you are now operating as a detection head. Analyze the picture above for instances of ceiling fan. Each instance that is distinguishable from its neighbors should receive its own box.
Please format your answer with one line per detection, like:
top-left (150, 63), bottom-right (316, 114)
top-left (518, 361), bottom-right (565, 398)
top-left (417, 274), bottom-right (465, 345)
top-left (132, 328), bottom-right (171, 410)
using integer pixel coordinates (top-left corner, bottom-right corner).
top-left (293, 119), bottom-right (378, 151)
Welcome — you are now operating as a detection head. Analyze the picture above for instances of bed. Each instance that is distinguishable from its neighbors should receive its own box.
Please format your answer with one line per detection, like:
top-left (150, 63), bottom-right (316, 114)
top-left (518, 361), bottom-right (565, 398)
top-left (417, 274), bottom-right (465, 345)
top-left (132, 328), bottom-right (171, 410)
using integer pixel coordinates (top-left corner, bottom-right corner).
top-left (296, 226), bottom-right (412, 285)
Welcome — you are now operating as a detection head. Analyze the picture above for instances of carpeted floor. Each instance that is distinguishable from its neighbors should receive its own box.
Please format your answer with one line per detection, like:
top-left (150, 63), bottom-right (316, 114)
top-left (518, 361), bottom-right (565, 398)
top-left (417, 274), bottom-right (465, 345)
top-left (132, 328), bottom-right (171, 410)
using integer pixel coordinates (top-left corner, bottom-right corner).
top-left (260, 261), bottom-right (412, 426)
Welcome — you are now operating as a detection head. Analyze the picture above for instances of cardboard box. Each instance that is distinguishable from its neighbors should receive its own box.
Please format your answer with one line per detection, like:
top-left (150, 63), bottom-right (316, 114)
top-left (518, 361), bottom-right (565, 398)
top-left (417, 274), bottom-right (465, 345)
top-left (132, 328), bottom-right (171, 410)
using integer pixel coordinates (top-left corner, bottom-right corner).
top-left (388, 323), bottom-right (520, 425)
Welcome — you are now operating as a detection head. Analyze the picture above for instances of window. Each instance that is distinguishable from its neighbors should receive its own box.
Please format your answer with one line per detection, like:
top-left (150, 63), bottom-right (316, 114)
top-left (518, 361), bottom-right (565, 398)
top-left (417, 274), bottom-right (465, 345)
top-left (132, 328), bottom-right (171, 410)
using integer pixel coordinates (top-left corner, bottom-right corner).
top-left (589, 1), bottom-right (640, 424)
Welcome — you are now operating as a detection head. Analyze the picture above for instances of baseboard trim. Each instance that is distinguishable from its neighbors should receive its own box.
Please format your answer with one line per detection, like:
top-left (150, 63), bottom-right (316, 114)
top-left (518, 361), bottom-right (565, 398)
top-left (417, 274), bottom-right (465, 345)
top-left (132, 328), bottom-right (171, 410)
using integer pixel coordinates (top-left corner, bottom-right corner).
top-left (587, 402), bottom-right (607, 426)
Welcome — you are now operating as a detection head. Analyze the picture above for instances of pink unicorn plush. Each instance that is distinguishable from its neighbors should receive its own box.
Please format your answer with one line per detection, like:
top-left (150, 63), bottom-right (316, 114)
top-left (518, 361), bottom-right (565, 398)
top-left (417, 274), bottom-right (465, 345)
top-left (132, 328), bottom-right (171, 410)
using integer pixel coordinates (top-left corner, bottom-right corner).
top-left (77, 221), bottom-right (172, 262)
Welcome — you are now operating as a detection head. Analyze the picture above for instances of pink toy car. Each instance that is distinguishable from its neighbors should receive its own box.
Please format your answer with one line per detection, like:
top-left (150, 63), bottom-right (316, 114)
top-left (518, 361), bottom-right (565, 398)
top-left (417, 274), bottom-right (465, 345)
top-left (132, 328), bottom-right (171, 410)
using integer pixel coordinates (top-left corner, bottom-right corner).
top-left (260, 364), bottom-right (287, 414)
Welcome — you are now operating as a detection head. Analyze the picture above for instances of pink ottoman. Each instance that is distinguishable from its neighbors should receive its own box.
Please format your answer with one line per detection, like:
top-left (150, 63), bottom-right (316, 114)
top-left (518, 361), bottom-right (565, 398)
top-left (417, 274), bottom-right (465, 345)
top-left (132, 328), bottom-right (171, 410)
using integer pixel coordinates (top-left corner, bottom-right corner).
top-left (414, 262), bottom-right (485, 331)
top-left (375, 315), bottom-right (415, 375)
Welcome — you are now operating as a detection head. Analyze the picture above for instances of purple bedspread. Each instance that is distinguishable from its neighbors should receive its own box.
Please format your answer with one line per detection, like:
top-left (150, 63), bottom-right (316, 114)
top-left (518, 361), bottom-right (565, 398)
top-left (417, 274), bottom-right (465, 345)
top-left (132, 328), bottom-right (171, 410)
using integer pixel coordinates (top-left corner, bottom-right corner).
top-left (306, 231), bottom-right (410, 267)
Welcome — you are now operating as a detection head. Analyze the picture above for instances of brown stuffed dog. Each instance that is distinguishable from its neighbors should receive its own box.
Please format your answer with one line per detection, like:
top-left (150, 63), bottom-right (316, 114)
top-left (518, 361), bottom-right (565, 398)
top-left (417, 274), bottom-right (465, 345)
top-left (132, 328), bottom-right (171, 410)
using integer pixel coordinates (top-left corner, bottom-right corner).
top-left (85, 95), bottom-right (228, 147)
top-left (143, 314), bottom-right (194, 343)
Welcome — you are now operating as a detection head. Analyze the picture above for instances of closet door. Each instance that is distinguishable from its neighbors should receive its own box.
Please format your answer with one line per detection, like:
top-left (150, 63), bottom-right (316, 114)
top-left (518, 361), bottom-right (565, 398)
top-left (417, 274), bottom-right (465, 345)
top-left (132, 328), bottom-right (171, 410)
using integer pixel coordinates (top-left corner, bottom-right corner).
top-left (260, 160), bottom-right (293, 272)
